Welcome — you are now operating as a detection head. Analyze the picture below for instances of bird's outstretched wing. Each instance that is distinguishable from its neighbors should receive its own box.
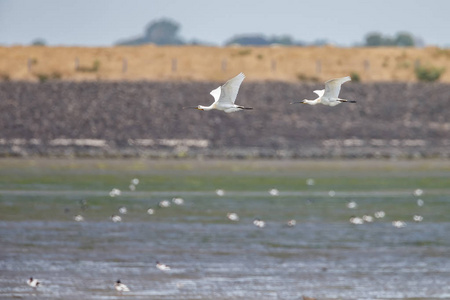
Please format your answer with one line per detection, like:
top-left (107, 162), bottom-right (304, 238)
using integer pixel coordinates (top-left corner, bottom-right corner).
top-left (209, 86), bottom-right (222, 103)
top-left (313, 89), bottom-right (325, 97)
top-left (216, 73), bottom-right (246, 104)
top-left (323, 76), bottom-right (351, 98)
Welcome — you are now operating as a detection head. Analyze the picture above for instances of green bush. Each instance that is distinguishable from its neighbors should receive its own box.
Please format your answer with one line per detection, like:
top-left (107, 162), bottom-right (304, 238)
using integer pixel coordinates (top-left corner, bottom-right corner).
top-left (35, 73), bottom-right (49, 83)
top-left (415, 65), bottom-right (445, 82)
top-left (350, 72), bottom-right (361, 82)
top-left (51, 72), bottom-right (62, 80)
top-left (296, 73), bottom-right (319, 82)
top-left (1, 73), bottom-right (10, 81)
top-left (236, 49), bottom-right (252, 56)
top-left (77, 60), bottom-right (101, 72)
top-left (35, 72), bottom-right (62, 83)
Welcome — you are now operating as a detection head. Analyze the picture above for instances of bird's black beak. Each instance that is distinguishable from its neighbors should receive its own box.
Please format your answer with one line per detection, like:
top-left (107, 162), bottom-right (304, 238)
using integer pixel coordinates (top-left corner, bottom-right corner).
top-left (183, 106), bottom-right (201, 110)
top-left (290, 101), bottom-right (304, 105)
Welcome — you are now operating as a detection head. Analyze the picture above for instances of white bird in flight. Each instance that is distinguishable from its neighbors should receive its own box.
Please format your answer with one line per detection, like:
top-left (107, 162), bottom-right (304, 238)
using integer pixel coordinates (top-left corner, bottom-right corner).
top-left (185, 73), bottom-right (252, 113)
top-left (291, 76), bottom-right (355, 106)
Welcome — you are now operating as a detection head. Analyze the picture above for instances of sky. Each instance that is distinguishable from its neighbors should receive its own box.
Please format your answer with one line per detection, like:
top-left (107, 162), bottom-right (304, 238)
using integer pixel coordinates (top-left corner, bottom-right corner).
top-left (1, 0), bottom-right (449, 47)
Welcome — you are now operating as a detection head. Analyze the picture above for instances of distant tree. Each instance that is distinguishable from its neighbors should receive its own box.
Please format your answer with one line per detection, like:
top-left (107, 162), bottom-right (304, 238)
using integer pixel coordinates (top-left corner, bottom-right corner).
top-left (364, 32), bottom-right (416, 47)
top-left (116, 18), bottom-right (184, 46)
top-left (31, 38), bottom-right (47, 46)
top-left (395, 32), bottom-right (415, 47)
top-left (144, 19), bottom-right (184, 45)
top-left (226, 34), bottom-right (302, 46)
top-left (226, 34), bottom-right (271, 46)
top-left (311, 39), bottom-right (330, 46)
top-left (365, 32), bottom-right (384, 46)
top-left (270, 35), bottom-right (294, 45)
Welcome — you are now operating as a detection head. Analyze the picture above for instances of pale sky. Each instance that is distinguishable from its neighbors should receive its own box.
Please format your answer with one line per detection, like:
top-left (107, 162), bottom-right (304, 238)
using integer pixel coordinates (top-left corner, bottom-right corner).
top-left (1, 0), bottom-right (449, 47)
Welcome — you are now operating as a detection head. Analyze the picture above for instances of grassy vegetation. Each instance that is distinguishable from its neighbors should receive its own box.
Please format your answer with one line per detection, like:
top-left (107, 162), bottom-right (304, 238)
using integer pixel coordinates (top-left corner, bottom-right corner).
top-left (0, 159), bottom-right (449, 223)
top-left (34, 71), bottom-right (62, 82)
top-left (350, 72), bottom-right (361, 82)
top-left (76, 59), bottom-right (101, 72)
top-left (296, 73), bottom-right (319, 82)
top-left (415, 64), bottom-right (445, 82)
top-left (0, 159), bottom-right (449, 192)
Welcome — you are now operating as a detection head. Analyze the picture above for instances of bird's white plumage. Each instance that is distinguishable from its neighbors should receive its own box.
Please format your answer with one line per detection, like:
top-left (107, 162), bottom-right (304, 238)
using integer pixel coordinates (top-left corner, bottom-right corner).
top-left (114, 280), bottom-right (130, 292)
top-left (323, 76), bottom-right (351, 99)
top-left (27, 277), bottom-right (40, 288)
top-left (209, 86), bottom-right (222, 102)
top-left (293, 76), bottom-right (353, 106)
top-left (189, 73), bottom-right (250, 113)
top-left (215, 72), bottom-right (246, 105)
top-left (313, 90), bottom-right (325, 97)
top-left (156, 262), bottom-right (171, 271)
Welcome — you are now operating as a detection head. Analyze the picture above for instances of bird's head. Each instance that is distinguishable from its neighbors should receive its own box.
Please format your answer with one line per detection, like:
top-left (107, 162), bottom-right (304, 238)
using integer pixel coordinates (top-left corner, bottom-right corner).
top-left (290, 100), bottom-right (307, 105)
top-left (183, 105), bottom-right (204, 111)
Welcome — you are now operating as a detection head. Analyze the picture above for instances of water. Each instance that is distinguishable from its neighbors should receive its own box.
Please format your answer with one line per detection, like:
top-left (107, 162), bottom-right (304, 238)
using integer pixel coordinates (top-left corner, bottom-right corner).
top-left (0, 159), bottom-right (449, 299)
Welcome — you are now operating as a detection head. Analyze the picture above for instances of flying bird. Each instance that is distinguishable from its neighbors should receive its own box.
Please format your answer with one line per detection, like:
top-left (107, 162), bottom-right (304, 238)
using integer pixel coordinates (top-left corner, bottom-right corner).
top-left (185, 73), bottom-right (252, 113)
top-left (291, 76), bottom-right (355, 106)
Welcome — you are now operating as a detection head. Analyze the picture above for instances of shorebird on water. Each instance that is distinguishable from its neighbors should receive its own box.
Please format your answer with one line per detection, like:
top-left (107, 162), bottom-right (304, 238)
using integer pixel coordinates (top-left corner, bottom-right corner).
top-left (253, 218), bottom-right (266, 228)
top-left (110, 215), bottom-right (122, 223)
top-left (114, 280), bottom-right (130, 294)
top-left (286, 219), bottom-right (296, 227)
top-left (27, 277), bottom-right (40, 289)
top-left (156, 261), bottom-right (171, 271)
top-left (227, 212), bottom-right (239, 221)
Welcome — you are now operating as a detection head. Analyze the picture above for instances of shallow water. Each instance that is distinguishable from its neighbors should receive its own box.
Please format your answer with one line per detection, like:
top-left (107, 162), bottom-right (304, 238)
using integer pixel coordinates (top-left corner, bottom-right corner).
top-left (0, 159), bottom-right (449, 299)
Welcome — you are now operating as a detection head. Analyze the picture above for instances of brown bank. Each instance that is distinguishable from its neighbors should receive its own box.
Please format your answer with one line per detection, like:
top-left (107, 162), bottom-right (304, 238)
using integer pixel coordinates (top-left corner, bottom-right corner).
top-left (1, 45), bottom-right (450, 83)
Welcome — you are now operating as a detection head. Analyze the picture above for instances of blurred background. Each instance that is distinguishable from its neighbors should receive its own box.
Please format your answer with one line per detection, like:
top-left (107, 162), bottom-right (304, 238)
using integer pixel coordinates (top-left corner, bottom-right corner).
top-left (0, 1), bottom-right (449, 299)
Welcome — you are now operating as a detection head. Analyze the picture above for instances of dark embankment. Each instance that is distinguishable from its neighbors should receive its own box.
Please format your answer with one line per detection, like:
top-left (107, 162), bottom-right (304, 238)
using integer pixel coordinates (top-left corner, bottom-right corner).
top-left (0, 81), bottom-right (449, 158)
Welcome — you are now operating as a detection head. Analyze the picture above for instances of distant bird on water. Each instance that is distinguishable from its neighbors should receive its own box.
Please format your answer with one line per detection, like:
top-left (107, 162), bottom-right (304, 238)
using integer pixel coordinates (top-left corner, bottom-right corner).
top-left (184, 72), bottom-right (252, 113)
top-left (114, 280), bottom-right (130, 294)
top-left (27, 277), bottom-right (40, 288)
top-left (291, 76), bottom-right (355, 106)
top-left (156, 261), bottom-right (171, 271)
top-left (110, 215), bottom-right (122, 223)
top-left (227, 212), bottom-right (239, 221)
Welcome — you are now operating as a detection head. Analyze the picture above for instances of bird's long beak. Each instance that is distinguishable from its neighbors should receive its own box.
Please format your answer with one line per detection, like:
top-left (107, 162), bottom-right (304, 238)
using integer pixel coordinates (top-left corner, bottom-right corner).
top-left (183, 106), bottom-right (201, 110)
top-left (290, 101), bottom-right (305, 104)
